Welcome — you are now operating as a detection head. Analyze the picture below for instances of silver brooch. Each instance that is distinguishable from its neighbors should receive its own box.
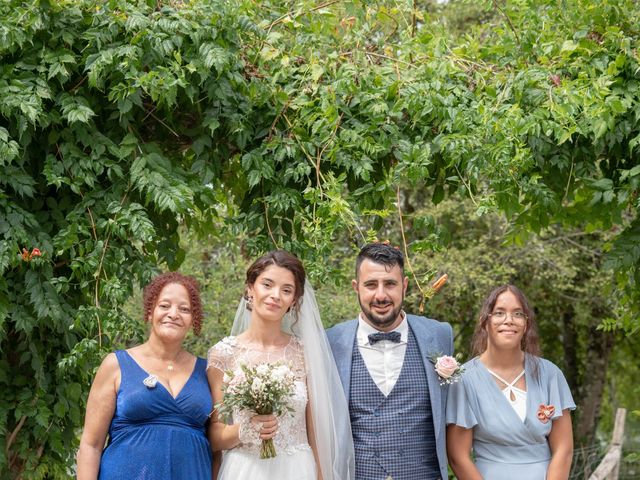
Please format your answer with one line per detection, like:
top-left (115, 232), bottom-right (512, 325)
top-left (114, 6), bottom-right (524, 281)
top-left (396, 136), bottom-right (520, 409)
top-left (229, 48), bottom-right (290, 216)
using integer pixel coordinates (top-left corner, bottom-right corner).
top-left (143, 374), bottom-right (158, 388)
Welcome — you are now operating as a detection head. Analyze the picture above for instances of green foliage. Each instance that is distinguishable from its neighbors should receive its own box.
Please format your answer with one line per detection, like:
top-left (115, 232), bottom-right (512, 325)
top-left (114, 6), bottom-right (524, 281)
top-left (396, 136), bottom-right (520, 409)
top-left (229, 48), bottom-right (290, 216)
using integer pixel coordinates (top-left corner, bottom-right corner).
top-left (224, 0), bottom-right (640, 328)
top-left (0, 0), bottom-right (257, 475)
top-left (437, 0), bottom-right (640, 332)
top-left (2, 0), bottom-right (640, 476)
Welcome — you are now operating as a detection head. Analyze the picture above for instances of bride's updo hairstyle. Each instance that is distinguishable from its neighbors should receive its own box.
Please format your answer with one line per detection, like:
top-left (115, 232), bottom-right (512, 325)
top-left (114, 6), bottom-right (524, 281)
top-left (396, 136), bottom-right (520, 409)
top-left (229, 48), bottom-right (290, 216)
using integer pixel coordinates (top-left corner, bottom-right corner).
top-left (244, 250), bottom-right (306, 316)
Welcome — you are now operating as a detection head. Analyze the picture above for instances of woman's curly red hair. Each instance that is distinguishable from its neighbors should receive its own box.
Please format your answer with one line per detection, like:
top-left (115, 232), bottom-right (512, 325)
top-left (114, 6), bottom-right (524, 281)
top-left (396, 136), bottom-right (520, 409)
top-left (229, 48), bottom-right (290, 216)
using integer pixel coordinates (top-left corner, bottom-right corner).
top-left (142, 272), bottom-right (203, 335)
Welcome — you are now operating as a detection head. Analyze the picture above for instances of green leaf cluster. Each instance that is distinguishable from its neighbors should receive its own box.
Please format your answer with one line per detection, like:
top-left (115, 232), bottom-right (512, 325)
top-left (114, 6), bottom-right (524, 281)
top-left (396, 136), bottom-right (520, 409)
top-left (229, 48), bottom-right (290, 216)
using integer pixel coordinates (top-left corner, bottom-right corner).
top-left (3, 0), bottom-right (640, 475)
top-left (0, 0), bottom-right (256, 475)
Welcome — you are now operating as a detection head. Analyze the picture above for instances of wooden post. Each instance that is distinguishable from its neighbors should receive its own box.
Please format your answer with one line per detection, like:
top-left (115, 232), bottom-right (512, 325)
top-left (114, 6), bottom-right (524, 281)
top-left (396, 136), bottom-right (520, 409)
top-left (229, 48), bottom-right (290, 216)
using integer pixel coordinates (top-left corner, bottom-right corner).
top-left (588, 408), bottom-right (627, 480)
top-left (606, 408), bottom-right (627, 480)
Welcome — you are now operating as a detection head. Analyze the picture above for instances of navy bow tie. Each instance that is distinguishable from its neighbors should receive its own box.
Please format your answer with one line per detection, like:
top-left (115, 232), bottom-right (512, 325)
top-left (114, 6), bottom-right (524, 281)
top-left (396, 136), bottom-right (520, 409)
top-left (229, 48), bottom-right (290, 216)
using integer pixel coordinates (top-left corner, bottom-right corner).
top-left (368, 331), bottom-right (401, 344)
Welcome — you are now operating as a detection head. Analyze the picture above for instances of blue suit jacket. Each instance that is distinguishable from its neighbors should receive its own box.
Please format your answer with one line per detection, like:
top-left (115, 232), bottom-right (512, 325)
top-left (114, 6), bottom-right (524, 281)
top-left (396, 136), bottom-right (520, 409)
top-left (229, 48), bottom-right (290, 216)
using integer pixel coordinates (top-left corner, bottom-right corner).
top-left (326, 315), bottom-right (453, 480)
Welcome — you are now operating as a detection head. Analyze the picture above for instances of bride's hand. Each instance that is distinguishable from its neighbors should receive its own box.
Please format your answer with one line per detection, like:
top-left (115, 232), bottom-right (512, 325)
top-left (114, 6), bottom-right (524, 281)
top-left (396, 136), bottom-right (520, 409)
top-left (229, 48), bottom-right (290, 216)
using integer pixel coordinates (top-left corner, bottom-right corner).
top-left (251, 414), bottom-right (278, 440)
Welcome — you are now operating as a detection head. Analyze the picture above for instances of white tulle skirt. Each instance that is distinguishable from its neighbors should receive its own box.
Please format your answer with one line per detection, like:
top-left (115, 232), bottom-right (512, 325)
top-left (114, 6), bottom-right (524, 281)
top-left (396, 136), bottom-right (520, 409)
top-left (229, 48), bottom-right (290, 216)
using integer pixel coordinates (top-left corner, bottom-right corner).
top-left (219, 448), bottom-right (317, 480)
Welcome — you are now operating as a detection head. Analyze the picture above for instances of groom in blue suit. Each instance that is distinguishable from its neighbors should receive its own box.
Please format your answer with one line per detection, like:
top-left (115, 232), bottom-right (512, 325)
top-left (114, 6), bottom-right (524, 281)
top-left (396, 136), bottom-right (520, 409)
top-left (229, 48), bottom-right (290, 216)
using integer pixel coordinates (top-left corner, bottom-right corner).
top-left (327, 243), bottom-right (453, 480)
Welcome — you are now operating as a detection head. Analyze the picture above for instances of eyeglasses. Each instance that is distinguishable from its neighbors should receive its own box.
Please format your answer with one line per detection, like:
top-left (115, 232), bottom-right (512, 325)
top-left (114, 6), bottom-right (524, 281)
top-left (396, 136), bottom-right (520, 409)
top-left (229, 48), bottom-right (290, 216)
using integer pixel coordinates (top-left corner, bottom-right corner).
top-left (489, 311), bottom-right (528, 323)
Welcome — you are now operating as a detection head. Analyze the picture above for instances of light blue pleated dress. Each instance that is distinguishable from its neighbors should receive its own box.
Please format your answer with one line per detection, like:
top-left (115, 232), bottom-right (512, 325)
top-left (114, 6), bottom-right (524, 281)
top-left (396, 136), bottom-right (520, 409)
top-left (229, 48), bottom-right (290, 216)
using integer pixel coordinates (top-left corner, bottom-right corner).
top-left (446, 355), bottom-right (575, 479)
top-left (98, 350), bottom-right (212, 480)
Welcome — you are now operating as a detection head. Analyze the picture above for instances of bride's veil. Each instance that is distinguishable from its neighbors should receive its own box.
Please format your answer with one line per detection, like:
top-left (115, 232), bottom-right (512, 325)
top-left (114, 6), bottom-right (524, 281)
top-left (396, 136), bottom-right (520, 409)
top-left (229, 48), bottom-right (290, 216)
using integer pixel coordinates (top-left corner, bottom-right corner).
top-left (231, 284), bottom-right (355, 480)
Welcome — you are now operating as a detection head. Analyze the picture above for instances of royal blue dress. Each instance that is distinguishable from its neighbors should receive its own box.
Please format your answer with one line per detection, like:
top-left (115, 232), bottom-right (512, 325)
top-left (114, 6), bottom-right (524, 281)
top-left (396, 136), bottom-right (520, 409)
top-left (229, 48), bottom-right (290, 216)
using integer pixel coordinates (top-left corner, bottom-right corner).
top-left (98, 350), bottom-right (212, 480)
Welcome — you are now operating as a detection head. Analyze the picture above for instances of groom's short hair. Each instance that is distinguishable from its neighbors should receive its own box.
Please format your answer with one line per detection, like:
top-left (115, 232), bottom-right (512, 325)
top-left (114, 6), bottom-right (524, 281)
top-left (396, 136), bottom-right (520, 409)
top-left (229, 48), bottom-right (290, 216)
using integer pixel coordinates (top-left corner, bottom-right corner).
top-left (355, 242), bottom-right (405, 278)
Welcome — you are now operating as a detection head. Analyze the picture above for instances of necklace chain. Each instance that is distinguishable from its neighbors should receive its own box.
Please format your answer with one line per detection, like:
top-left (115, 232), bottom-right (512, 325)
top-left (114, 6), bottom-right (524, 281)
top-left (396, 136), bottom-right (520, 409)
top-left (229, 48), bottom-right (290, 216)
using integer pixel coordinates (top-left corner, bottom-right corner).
top-left (166, 352), bottom-right (181, 372)
top-left (137, 345), bottom-right (184, 375)
top-left (155, 350), bottom-right (182, 372)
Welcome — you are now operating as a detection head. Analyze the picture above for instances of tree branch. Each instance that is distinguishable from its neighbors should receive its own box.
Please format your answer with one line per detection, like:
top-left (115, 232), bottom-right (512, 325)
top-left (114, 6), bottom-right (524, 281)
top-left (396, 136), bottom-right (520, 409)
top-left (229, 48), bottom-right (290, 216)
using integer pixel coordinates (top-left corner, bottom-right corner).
top-left (493, 1), bottom-right (521, 46)
top-left (263, 195), bottom-right (279, 249)
top-left (148, 111), bottom-right (180, 138)
top-left (340, 50), bottom-right (414, 67)
top-left (6, 415), bottom-right (26, 458)
top-left (268, 0), bottom-right (342, 30)
top-left (396, 186), bottom-right (427, 312)
top-left (454, 164), bottom-right (479, 207)
top-left (267, 96), bottom-right (292, 141)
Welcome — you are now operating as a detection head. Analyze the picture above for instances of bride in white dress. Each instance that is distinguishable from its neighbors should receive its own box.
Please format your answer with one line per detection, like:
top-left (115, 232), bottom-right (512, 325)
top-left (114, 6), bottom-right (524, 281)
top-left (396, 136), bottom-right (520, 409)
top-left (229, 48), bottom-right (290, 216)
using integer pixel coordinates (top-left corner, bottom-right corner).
top-left (207, 250), bottom-right (354, 480)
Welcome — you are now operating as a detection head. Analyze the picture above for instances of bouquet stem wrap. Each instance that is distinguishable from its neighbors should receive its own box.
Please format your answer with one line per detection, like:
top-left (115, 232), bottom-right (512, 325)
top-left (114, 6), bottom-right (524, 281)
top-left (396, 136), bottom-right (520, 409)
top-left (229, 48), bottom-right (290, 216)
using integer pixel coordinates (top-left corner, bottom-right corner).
top-left (256, 406), bottom-right (276, 459)
top-left (260, 437), bottom-right (276, 459)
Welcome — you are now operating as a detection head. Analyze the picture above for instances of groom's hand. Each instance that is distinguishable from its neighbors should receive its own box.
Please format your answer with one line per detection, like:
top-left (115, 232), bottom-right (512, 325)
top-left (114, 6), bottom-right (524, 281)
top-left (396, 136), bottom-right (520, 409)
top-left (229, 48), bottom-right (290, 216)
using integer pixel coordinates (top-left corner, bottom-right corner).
top-left (251, 414), bottom-right (278, 440)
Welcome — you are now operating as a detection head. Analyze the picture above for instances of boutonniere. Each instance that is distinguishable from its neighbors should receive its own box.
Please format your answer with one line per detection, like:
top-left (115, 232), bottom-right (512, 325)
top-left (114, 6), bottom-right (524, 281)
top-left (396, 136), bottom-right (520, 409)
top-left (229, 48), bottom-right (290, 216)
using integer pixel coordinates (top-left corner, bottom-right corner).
top-left (537, 404), bottom-right (555, 424)
top-left (430, 353), bottom-right (464, 386)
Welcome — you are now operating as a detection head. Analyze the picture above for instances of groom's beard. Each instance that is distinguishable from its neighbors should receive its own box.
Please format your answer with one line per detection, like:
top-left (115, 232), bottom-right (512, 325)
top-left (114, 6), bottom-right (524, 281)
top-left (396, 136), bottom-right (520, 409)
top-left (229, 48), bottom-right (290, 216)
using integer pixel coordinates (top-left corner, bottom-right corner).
top-left (359, 298), bottom-right (403, 330)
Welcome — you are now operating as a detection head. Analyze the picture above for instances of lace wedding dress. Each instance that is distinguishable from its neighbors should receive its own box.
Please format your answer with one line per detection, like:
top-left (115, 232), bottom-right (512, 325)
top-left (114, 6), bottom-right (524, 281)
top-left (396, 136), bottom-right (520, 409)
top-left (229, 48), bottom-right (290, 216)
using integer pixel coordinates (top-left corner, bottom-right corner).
top-left (208, 335), bottom-right (318, 480)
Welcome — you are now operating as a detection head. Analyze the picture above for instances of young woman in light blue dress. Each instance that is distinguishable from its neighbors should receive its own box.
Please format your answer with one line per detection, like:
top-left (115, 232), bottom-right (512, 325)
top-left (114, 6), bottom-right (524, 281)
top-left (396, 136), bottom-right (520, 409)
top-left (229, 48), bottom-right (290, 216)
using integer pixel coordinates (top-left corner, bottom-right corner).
top-left (446, 285), bottom-right (575, 480)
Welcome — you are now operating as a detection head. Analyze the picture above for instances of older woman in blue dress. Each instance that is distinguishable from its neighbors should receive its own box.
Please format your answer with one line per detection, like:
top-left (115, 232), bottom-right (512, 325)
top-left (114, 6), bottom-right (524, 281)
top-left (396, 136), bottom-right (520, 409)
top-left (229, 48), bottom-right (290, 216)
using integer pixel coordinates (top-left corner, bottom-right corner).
top-left (446, 285), bottom-right (575, 480)
top-left (77, 272), bottom-right (212, 479)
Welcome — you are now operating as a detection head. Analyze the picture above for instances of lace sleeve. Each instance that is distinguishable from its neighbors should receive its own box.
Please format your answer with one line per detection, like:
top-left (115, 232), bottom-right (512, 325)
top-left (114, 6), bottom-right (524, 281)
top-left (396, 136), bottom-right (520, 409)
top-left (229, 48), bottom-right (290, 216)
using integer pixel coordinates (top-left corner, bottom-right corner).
top-left (207, 337), bottom-right (236, 372)
top-left (286, 336), bottom-right (307, 381)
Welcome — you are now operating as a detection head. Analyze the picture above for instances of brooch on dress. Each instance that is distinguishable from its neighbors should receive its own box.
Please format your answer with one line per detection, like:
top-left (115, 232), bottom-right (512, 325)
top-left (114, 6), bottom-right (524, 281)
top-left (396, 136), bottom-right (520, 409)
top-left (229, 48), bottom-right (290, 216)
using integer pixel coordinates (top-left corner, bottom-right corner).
top-left (537, 404), bottom-right (555, 423)
top-left (143, 374), bottom-right (159, 389)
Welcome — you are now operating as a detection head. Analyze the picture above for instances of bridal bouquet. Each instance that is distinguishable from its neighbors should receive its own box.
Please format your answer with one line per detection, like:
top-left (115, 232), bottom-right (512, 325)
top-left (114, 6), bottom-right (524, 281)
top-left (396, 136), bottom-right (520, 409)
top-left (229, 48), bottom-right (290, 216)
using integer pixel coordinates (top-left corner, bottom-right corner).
top-left (217, 362), bottom-right (296, 459)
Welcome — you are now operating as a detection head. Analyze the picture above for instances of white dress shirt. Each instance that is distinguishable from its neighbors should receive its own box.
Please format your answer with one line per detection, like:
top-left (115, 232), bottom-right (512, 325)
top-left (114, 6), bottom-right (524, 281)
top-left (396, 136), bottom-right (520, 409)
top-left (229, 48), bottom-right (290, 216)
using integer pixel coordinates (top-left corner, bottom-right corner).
top-left (356, 313), bottom-right (408, 396)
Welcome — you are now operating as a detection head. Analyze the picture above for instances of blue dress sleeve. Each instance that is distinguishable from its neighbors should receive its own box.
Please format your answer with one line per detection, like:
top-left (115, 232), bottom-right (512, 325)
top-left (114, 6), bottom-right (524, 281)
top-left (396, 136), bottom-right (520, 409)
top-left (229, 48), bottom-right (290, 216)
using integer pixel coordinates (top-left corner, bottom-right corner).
top-left (542, 359), bottom-right (576, 420)
top-left (445, 375), bottom-right (478, 429)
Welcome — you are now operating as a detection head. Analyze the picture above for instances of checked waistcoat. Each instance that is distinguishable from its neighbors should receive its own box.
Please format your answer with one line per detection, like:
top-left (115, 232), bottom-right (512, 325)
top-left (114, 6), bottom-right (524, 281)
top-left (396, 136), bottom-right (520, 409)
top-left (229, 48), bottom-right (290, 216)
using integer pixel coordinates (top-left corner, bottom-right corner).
top-left (349, 326), bottom-right (440, 480)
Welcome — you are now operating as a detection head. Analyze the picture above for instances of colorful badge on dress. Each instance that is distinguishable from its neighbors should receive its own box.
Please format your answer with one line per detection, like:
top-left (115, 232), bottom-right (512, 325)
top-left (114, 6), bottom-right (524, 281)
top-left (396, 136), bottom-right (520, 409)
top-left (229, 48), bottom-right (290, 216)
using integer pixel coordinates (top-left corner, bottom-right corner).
top-left (143, 374), bottom-right (158, 389)
top-left (537, 404), bottom-right (555, 423)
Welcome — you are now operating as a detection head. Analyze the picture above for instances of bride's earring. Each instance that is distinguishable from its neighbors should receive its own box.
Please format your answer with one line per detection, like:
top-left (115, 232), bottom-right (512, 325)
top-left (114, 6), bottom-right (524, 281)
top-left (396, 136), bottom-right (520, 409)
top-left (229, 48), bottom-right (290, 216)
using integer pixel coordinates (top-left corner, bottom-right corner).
top-left (246, 295), bottom-right (254, 310)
